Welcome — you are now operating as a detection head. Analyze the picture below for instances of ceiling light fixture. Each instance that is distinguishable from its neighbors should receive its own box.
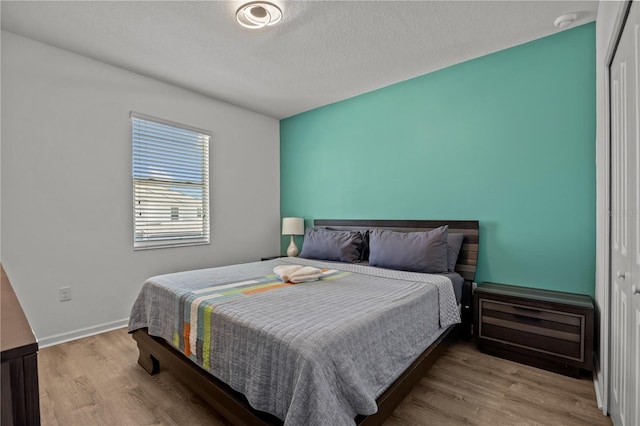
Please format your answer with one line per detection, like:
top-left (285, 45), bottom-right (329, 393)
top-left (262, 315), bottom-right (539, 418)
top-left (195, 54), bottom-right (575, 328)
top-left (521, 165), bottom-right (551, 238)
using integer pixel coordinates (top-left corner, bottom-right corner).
top-left (554, 13), bottom-right (577, 29)
top-left (236, 1), bottom-right (282, 29)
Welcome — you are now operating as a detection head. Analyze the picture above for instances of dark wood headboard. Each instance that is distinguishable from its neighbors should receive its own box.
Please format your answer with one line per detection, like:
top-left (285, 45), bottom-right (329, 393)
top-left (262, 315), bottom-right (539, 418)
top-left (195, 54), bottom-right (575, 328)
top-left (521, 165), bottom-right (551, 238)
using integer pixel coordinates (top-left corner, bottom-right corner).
top-left (313, 219), bottom-right (479, 282)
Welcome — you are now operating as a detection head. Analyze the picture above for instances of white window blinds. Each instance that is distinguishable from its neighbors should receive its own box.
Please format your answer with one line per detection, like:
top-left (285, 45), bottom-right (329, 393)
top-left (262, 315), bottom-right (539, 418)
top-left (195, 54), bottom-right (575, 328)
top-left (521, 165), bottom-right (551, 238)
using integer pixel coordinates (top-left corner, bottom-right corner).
top-left (131, 112), bottom-right (210, 249)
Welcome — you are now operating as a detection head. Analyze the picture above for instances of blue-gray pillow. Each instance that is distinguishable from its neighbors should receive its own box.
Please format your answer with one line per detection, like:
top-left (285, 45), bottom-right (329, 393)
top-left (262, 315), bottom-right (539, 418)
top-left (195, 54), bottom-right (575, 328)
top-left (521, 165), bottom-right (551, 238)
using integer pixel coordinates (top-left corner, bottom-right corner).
top-left (299, 227), bottom-right (363, 263)
top-left (359, 230), bottom-right (370, 261)
top-left (447, 233), bottom-right (465, 272)
top-left (369, 226), bottom-right (449, 273)
top-left (324, 227), bottom-right (369, 261)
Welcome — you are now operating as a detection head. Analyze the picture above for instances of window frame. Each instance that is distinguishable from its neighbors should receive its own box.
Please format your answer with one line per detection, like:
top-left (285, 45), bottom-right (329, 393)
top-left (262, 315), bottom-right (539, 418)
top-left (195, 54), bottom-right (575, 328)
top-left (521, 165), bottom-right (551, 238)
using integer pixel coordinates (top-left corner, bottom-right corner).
top-left (131, 111), bottom-right (211, 250)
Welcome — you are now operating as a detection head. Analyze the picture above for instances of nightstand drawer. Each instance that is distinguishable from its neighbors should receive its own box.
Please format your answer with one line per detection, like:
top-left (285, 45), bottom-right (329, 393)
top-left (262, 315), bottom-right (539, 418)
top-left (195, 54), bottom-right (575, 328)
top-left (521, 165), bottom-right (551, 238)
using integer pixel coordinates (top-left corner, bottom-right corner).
top-left (479, 299), bottom-right (585, 362)
top-left (482, 300), bottom-right (582, 326)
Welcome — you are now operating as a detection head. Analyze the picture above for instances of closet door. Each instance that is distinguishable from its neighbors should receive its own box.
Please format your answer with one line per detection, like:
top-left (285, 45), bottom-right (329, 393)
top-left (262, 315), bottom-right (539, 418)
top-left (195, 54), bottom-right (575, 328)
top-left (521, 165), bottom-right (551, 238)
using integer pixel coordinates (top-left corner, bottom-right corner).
top-left (632, 4), bottom-right (640, 422)
top-left (610, 2), bottom-right (640, 425)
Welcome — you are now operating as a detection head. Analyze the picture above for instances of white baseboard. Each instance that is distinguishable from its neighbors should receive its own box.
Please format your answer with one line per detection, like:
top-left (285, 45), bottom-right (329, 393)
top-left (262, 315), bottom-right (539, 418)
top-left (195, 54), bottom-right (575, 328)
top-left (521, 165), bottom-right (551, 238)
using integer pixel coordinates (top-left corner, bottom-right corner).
top-left (592, 353), bottom-right (607, 415)
top-left (593, 369), bottom-right (603, 410)
top-left (37, 318), bottom-right (129, 349)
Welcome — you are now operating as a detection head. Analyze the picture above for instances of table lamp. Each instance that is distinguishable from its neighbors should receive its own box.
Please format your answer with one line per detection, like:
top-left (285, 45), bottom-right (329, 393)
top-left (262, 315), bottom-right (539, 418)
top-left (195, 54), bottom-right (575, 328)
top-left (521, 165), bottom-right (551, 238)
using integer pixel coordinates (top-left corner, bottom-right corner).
top-left (282, 217), bottom-right (304, 257)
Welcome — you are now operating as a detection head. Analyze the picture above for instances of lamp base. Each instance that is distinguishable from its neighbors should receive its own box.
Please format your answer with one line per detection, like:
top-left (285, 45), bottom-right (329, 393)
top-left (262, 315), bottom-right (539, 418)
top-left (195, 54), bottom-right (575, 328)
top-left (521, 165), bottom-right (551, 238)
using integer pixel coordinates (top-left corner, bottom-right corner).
top-left (286, 235), bottom-right (299, 257)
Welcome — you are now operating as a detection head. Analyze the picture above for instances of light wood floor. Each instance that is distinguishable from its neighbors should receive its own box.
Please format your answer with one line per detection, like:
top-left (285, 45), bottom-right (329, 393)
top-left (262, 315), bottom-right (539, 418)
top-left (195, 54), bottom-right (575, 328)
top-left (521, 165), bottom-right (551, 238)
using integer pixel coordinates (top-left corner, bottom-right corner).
top-left (38, 328), bottom-right (610, 426)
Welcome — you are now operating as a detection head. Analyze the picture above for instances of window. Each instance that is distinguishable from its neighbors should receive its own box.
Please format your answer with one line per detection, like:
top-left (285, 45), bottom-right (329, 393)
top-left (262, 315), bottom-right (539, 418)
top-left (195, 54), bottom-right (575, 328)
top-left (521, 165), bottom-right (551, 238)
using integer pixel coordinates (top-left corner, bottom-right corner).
top-left (131, 112), bottom-right (210, 249)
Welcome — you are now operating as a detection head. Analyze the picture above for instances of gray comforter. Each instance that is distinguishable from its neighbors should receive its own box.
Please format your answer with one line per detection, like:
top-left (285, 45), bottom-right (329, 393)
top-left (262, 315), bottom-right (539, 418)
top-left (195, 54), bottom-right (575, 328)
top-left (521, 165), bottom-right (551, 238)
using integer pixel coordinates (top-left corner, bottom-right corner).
top-left (129, 257), bottom-right (460, 425)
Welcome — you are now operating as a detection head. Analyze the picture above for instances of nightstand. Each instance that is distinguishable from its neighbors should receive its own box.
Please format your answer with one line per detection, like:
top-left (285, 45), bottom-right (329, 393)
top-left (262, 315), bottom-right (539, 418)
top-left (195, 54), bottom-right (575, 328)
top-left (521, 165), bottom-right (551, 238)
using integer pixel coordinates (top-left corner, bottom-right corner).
top-left (260, 256), bottom-right (284, 261)
top-left (474, 282), bottom-right (594, 377)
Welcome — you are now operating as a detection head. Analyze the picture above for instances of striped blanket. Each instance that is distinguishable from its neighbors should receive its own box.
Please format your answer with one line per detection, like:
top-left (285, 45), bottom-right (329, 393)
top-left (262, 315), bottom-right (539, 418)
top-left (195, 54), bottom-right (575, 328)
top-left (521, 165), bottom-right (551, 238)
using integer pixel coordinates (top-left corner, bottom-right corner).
top-left (129, 258), bottom-right (459, 426)
top-left (173, 268), bottom-right (350, 369)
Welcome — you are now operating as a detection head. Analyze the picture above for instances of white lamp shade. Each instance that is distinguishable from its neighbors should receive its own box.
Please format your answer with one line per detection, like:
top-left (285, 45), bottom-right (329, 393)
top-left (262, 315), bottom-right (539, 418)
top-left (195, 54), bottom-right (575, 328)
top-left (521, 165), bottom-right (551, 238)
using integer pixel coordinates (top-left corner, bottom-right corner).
top-left (282, 217), bottom-right (304, 235)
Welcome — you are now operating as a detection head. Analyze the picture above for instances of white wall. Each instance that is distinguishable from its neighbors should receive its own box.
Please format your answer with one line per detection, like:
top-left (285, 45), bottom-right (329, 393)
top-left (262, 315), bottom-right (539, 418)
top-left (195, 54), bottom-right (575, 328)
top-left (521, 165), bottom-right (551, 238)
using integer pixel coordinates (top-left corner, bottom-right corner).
top-left (595, 0), bottom-right (629, 415)
top-left (1, 31), bottom-right (281, 346)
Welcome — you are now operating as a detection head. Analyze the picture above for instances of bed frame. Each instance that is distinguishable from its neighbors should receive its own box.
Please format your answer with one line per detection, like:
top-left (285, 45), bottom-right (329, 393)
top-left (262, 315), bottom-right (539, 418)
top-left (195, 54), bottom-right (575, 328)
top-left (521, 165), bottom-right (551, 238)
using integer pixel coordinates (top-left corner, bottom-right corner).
top-left (132, 219), bottom-right (479, 425)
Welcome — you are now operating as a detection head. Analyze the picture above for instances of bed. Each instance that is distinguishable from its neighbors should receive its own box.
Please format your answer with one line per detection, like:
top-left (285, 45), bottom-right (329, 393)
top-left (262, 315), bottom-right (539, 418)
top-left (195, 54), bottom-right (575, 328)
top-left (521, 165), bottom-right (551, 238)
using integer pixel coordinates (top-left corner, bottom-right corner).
top-left (129, 219), bottom-right (479, 425)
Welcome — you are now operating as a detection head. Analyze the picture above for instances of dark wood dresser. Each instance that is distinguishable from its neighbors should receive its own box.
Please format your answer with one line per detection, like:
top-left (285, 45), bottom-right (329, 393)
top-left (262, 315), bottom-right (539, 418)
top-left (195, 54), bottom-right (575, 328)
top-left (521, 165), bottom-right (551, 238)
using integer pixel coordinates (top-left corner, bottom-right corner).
top-left (1, 264), bottom-right (41, 425)
top-left (474, 282), bottom-right (594, 377)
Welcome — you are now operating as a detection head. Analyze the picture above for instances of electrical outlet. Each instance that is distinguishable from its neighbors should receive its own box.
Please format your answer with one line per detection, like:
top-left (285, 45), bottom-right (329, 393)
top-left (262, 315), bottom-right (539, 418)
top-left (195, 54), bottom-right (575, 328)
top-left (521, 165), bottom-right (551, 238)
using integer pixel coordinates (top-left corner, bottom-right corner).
top-left (59, 286), bottom-right (72, 302)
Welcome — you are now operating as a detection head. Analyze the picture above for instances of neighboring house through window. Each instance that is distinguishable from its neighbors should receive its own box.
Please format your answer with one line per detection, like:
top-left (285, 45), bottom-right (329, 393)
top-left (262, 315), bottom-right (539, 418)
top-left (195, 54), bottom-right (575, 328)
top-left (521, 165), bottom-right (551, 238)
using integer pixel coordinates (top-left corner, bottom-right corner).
top-left (131, 112), bottom-right (210, 249)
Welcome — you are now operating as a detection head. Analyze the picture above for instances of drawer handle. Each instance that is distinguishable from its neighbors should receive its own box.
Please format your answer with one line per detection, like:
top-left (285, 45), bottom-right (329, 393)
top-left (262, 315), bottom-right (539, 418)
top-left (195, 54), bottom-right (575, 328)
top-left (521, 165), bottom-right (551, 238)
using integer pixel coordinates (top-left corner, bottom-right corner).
top-left (513, 313), bottom-right (542, 321)
top-left (513, 306), bottom-right (541, 315)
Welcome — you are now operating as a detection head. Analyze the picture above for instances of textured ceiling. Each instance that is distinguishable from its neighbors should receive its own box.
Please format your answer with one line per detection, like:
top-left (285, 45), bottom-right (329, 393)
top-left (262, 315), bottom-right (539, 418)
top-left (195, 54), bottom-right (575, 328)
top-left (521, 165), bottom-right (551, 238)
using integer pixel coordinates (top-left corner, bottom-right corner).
top-left (1, 1), bottom-right (598, 119)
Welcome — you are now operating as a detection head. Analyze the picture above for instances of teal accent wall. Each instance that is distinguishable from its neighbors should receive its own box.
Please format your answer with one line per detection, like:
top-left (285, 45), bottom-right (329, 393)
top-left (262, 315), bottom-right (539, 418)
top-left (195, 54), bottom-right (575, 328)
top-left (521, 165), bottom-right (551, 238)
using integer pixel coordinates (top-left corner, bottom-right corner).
top-left (281, 23), bottom-right (596, 296)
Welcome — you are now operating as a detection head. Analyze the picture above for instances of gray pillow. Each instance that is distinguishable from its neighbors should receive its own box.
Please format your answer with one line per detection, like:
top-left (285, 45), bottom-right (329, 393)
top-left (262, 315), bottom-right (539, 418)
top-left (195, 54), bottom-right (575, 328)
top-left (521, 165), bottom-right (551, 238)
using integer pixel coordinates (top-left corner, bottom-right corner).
top-left (299, 227), bottom-right (363, 263)
top-left (359, 230), bottom-right (370, 261)
top-left (368, 226), bottom-right (449, 273)
top-left (324, 227), bottom-right (369, 261)
top-left (447, 233), bottom-right (465, 272)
